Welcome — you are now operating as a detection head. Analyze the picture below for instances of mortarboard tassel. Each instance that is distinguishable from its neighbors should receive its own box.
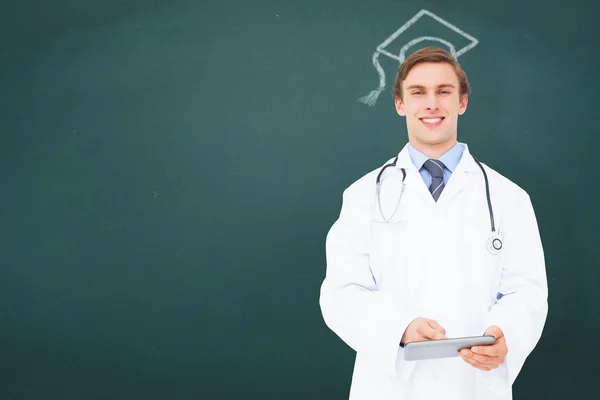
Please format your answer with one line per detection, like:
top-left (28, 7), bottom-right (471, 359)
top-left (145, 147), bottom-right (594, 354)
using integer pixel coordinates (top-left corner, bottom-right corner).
top-left (358, 51), bottom-right (386, 107)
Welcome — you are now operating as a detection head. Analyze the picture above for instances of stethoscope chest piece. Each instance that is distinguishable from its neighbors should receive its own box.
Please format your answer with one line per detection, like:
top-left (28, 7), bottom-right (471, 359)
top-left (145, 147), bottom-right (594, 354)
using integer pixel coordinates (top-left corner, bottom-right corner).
top-left (374, 154), bottom-right (504, 255)
top-left (486, 236), bottom-right (503, 255)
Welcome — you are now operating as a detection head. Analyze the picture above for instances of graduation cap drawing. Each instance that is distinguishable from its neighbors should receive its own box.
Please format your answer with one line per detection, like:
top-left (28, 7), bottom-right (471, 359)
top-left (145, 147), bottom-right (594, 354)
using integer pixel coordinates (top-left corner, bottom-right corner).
top-left (358, 9), bottom-right (479, 107)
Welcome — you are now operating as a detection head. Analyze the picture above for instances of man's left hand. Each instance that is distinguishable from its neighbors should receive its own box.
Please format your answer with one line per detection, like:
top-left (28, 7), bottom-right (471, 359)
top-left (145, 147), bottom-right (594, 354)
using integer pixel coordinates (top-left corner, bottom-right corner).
top-left (459, 325), bottom-right (508, 371)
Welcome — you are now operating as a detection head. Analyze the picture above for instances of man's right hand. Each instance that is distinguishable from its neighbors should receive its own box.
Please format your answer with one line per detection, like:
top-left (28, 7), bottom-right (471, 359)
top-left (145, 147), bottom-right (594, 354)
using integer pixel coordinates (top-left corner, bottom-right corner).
top-left (401, 317), bottom-right (447, 345)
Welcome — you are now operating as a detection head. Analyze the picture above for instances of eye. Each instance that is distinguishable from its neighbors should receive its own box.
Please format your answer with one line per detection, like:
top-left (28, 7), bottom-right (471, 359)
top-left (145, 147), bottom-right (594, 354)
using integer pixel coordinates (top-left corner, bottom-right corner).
top-left (412, 91), bottom-right (424, 96)
top-left (439, 90), bottom-right (451, 95)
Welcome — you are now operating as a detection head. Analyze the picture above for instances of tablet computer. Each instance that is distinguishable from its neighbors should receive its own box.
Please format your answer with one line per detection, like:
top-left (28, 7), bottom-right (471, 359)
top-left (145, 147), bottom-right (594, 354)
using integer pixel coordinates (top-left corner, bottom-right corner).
top-left (403, 335), bottom-right (496, 361)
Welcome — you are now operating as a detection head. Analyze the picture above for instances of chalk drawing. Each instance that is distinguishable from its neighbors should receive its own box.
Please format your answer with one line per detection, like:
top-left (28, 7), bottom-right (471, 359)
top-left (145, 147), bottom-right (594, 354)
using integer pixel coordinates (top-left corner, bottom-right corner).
top-left (358, 9), bottom-right (479, 107)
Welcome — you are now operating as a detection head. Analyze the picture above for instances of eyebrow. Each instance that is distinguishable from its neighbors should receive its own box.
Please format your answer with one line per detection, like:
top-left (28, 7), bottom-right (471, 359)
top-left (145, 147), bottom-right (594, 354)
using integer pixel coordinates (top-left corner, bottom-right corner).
top-left (405, 84), bottom-right (456, 90)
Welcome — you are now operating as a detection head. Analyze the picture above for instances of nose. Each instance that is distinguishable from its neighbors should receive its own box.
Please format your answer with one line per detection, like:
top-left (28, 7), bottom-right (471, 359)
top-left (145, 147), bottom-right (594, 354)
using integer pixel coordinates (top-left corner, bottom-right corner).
top-left (425, 93), bottom-right (440, 111)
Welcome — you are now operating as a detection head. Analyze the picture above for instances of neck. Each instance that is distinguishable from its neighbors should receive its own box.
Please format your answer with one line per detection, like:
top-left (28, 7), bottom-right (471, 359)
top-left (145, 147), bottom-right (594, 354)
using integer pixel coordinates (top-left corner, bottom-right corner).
top-left (409, 138), bottom-right (457, 159)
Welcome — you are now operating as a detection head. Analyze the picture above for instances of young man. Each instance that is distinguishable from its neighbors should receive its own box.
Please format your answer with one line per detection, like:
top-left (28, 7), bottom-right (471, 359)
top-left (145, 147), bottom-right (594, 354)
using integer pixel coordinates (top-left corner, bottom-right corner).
top-left (319, 47), bottom-right (548, 399)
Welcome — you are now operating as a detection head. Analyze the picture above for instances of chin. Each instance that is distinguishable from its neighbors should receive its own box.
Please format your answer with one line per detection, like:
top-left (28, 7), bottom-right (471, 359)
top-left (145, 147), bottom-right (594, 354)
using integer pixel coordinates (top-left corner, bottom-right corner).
top-left (417, 133), bottom-right (452, 143)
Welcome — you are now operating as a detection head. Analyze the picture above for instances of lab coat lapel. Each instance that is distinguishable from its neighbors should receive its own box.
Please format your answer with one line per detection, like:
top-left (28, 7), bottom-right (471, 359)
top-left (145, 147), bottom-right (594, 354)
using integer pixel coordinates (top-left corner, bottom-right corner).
top-left (395, 145), bottom-right (436, 205)
top-left (437, 144), bottom-right (480, 203)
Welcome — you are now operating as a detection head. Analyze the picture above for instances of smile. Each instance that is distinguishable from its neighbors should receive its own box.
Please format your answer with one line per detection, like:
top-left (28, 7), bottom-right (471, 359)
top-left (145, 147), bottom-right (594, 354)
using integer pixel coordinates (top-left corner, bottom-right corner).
top-left (419, 117), bottom-right (444, 127)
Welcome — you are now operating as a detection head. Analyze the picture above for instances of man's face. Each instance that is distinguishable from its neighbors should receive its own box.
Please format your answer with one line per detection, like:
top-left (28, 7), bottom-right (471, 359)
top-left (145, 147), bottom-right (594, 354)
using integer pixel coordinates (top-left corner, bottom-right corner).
top-left (394, 62), bottom-right (468, 150)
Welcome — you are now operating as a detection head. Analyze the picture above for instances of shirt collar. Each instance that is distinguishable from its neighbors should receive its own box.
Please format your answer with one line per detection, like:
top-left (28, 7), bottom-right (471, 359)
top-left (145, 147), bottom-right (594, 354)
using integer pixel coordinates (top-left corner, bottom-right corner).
top-left (407, 141), bottom-right (465, 172)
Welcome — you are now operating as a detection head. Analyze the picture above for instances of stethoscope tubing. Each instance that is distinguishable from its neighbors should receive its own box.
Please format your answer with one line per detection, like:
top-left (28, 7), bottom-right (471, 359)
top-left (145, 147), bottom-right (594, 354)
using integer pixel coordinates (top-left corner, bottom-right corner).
top-left (375, 155), bottom-right (501, 252)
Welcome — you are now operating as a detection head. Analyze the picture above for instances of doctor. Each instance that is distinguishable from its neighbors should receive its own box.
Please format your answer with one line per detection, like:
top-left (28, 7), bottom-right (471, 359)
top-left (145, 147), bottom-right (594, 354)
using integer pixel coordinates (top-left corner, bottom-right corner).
top-left (319, 46), bottom-right (548, 399)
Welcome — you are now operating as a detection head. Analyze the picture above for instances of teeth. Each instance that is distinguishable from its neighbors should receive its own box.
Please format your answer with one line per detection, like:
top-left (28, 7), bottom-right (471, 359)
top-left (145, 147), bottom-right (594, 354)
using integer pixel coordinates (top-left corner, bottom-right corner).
top-left (422, 118), bottom-right (442, 124)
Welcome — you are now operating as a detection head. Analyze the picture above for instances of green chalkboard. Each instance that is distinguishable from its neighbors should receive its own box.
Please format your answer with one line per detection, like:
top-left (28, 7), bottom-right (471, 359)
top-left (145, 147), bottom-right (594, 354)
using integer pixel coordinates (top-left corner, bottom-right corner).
top-left (1, 0), bottom-right (598, 398)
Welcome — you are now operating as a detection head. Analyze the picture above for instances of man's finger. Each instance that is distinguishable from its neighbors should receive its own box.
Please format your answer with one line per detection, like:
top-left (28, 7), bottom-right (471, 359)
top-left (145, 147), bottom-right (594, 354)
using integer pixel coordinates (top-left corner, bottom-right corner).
top-left (427, 319), bottom-right (447, 335)
top-left (460, 354), bottom-right (483, 370)
top-left (433, 331), bottom-right (447, 340)
top-left (424, 320), bottom-right (447, 340)
top-left (468, 352), bottom-right (504, 366)
top-left (461, 349), bottom-right (504, 367)
top-left (460, 354), bottom-right (493, 371)
top-left (418, 324), bottom-right (437, 340)
top-left (484, 325), bottom-right (503, 340)
top-left (420, 324), bottom-right (446, 340)
top-left (471, 344), bottom-right (498, 357)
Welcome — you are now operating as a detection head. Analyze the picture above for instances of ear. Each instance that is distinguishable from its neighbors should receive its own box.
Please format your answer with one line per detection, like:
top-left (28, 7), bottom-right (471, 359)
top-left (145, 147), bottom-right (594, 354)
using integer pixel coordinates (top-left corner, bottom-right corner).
top-left (458, 94), bottom-right (468, 115)
top-left (394, 97), bottom-right (406, 116)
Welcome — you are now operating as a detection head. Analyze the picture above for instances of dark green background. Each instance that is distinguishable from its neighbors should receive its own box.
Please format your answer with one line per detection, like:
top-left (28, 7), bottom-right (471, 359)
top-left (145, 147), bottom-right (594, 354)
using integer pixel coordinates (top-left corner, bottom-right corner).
top-left (1, 0), bottom-right (598, 398)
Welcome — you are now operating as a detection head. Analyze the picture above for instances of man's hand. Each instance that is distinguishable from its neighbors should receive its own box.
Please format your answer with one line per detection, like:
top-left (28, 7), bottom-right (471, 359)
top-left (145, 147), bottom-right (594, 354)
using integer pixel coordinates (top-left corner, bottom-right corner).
top-left (459, 325), bottom-right (508, 371)
top-left (401, 317), bottom-right (447, 345)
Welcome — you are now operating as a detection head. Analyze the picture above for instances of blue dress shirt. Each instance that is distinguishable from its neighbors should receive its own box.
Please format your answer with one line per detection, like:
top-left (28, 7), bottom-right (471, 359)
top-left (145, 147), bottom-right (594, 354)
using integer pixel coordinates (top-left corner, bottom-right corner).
top-left (407, 142), bottom-right (465, 188)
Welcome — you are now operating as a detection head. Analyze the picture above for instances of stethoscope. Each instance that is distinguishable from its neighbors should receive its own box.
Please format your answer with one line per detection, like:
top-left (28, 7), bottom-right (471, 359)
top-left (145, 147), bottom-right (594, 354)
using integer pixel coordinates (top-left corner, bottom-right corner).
top-left (375, 155), bottom-right (503, 255)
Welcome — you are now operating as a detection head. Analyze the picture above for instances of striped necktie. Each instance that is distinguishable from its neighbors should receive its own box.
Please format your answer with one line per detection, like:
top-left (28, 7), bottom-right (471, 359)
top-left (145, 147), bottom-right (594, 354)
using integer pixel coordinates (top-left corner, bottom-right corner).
top-left (423, 159), bottom-right (446, 202)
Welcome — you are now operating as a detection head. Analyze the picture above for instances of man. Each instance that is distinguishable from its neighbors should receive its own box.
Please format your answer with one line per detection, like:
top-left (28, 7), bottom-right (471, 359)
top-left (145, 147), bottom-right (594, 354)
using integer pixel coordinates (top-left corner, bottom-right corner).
top-left (319, 47), bottom-right (548, 399)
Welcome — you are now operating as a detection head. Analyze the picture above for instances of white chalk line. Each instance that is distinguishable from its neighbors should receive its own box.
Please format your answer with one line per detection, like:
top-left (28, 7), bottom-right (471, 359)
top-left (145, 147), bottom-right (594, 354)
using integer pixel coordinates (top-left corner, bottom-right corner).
top-left (400, 36), bottom-right (457, 60)
top-left (358, 9), bottom-right (479, 107)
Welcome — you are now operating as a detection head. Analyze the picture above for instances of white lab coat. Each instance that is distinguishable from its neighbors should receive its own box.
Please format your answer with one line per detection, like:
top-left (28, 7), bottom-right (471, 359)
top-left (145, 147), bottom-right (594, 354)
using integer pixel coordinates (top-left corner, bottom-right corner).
top-left (319, 143), bottom-right (548, 400)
